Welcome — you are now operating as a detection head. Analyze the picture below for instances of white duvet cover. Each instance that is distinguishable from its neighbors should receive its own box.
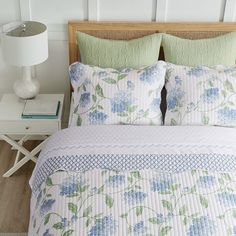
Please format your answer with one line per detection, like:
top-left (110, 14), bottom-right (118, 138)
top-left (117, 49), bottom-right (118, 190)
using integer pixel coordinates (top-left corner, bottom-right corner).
top-left (28, 126), bottom-right (236, 235)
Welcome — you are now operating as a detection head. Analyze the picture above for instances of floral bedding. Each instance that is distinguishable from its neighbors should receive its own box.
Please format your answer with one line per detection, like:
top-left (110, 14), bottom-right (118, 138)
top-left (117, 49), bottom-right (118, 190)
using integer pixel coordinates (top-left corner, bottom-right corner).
top-left (30, 169), bottom-right (236, 236)
top-left (28, 126), bottom-right (236, 235)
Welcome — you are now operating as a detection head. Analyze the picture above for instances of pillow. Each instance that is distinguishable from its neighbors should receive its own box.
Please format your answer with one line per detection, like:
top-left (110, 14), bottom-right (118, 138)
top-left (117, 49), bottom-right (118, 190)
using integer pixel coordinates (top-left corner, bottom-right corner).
top-left (164, 63), bottom-right (236, 127)
top-left (76, 32), bottom-right (162, 69)
top-left (162, 33), bottom-right (236, 66)
top-left (69, 61), bottom-right (166, 126)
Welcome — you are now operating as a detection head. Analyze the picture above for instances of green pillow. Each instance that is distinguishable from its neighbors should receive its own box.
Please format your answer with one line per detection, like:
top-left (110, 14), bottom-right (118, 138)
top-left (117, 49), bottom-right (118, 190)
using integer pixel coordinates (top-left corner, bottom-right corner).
top-left (162, 32), bottom-right (236, 66)
top-left (76, 32), bottom-right (162, 69)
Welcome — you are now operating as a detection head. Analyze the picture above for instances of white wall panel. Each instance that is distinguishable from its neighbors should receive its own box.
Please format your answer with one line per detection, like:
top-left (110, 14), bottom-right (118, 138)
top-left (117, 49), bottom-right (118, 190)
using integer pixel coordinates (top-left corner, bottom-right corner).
top-left (0, 0), bottom-right (20, 24)
top-left (30, 0), bottom-right (86, 24)
top-left (99, 0), bottom-right (155, 21)
top-left (166, 0), bottom-right (226, 22)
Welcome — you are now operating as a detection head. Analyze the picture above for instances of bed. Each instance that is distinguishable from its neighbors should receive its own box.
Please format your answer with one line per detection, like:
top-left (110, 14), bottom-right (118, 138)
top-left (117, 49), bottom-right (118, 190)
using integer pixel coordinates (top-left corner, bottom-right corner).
top-left (28, 22), bottom-right (236, 236)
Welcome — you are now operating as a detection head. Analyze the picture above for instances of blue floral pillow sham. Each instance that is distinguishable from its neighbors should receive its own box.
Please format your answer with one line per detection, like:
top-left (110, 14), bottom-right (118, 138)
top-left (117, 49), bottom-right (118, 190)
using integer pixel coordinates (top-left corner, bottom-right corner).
top-left (69, 61), bottom-right (166, 126)
top-left (165, 63), bottom-right (236, 126)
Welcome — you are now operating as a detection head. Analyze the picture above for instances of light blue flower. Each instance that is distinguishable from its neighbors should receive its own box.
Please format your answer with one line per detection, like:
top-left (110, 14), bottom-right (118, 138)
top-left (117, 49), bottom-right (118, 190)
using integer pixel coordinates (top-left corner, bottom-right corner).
top-left (150, 98), bottom-right (161, 112)
top-left (59, 176), bottom-right (85, 196)
top-left (218, 107), bottom-right (236, 124)
top-left (150, 177), bottom-right (173, 193)
top-left (71, 215), bottom-right (78, 224)
top-left (175, 76), bottom-right (182, 85)
top-left (127, 80), bottom-right (135, 90)
top-left (36, 190), bottom-right (42, 208)
top-left (124, 190), bottom-right (147, 205)
top-left (79, 92), bottom-right (91, 107)
top-left (69, 63), bottom-right (85, 82)
top-left (198, 176), bottom-right (216, 188)
top-left (187, 67), bottom-right (207, 77)
top-left (88, 110), bottom-right (108, 124)
top-left (96, 71), bottom-right (108, 78)
top-left (43, 229), bottom-right (50, 236)
top-left (40, 199), bottom-right (55, 216)
top-left (88, 216), bottom-right (117, 236)
top-left (139, 64), bottom-right (161, 84)
top-left (201, 88), bottom-right (219, 104)
top-left (188, 216), bottom-right (216, 236)
top-left (133, 221), bottom-right (147, 235)
top-left (167, 88), bottom-right (185, 110)
top-left (217, 192), bottom-right (236, 206)
top-left (106, 175), bottom-right (125, 188)
top-left (155, 214), bottom-right (166, 224)
top-left (110, 91), bottom-right (133, 113)
top-left (233, 226), bottom-right (236, 235)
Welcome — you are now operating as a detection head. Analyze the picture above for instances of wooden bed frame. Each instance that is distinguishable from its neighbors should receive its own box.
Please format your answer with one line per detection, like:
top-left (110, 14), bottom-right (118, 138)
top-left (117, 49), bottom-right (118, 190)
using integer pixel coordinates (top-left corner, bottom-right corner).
top-left (68, 21), bottom-right (236, 65)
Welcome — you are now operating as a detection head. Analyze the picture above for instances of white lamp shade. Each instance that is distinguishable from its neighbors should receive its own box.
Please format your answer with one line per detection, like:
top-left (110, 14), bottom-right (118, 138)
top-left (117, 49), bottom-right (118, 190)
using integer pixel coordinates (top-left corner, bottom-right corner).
top-left (2, 21), bottom-right (48, 66)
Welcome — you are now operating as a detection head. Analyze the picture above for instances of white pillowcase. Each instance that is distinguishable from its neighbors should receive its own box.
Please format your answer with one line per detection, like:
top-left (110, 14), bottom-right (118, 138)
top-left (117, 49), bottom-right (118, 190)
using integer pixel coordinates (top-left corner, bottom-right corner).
top-left (165, 63), bottom-right (236, 127)
top-left (69, 61), bottom-right (166, 126)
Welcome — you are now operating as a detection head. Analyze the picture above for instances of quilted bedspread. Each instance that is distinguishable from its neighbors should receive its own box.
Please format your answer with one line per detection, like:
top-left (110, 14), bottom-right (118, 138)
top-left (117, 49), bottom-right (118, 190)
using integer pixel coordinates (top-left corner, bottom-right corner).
top-left (28, 126), bottom-right (236, 235)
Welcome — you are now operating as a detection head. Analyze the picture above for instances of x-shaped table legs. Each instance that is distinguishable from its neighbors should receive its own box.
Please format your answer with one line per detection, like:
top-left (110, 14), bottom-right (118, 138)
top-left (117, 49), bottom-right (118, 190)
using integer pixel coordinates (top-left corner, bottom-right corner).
top-left (0, 134), bottom-right (47, 177)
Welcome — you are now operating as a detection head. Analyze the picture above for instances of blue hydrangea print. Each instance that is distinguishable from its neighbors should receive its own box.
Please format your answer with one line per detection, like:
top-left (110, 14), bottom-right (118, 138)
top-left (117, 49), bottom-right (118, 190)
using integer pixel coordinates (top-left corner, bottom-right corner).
top-left (218, 192), bottom-right (236, 206)
top-left (187, 67), bottom-right (207, 77)
top-left (88, 216), bottom-right (117, 236)
top-left (106, 175), bottom-right (125, 188)
top-left (60, 176), bottom-right (86, 196)
top-left (167, 88), bottom-right (185, 110)
top-left (139, 64), bottom-right (161, 84)
top-left (133, 221), bottom-right (147, 235)
top-left (150, 177), bottom-right (173, 193)
top-left (69, 63), bottom-right (85, 82)
top-left (218, 107), bottom-right (236, 124)
top-left (150, 98), bottom-right (161, 112)
top-left (40, 199), bottom-right (55, 216)
top-left (110, 91), bottom-right (133, 113)
top-left (197, 176), bottom-right (216, 188)
top-left (124, 190), bottom-right (147, 205)
top-left (201, 88), bottom-right (219, 104)
top-left (79, 92), bottom-right (91, 107)
top-left (188, 216), bottom-right (216, 236)
top-left (127, 80), bottom-right (135, 90)
top-left (88, 110), bottom-right (108, 124)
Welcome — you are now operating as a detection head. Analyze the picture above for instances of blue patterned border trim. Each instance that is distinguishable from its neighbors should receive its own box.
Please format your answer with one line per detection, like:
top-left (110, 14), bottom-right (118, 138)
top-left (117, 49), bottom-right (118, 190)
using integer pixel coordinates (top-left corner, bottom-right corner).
top-left (32, 153), bottom-right (236, 195)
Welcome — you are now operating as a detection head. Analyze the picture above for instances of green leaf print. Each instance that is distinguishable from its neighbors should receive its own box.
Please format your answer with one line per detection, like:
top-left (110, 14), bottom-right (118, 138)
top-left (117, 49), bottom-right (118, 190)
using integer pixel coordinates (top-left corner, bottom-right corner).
top-left (105, 195), bottom-right (114, 208)
top-left (160, 226), bottom-right (172, 236)
top-left (199, 195), bottom-right (208, 208)
top-left (46, 177), bottom-right (53, 186)
top-left (77, 115), bottom-right (82, 126)
top-left (162, 200), bottom-right (173, 211)
top-left (44, 214), bottom-right (50, 225)
top-left (224, 80), bottom-right (235, 93)
top-left (201, 115), bottom-right (209, 125)
top-left (103, 78), bottom-right (117, 84)
top-left (53, 222), bottom-right (63, 230)
top-left (171, 119), bottom-right (177, 126)
top-left (68, 202), bottom-right (78, 214)
top-left (148, 217), bottom-right (161, 224)
top-left (63, 230), bottom-right (74, 236)
top-left (83, 206), bottom-right (92, 217)
top-left (131, 171), bottom-right (141, 179)
top-left (95, 84), bottom-right (104, 97)
top-left (117, 74), bottom-right (127, 81)
top-left (136, 206), bottom-right (143, 216)
top-left (92, 95), bottom-right (97, 103)
top-left (179, 205), bottom-right (187, 215)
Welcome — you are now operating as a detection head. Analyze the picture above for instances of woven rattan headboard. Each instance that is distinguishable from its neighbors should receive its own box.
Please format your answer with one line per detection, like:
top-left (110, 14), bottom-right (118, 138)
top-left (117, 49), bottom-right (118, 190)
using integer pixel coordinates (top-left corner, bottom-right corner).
top-left (68, 21), bottom-right (236, 65)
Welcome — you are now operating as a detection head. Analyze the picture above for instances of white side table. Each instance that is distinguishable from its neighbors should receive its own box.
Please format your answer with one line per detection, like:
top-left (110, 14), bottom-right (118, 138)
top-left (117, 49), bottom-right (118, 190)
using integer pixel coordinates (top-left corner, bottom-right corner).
top-left (0, 94), bottom-right (64, 177)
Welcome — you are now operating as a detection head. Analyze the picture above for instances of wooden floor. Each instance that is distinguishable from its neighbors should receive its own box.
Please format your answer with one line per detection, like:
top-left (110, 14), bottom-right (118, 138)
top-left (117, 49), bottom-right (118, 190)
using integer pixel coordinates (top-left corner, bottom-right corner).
top-left (0, 140), bottom-right (40, 233)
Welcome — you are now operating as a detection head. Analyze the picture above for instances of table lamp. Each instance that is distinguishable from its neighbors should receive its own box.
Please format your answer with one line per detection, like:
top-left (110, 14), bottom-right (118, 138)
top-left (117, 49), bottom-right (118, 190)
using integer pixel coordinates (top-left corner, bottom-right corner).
top-left (2, 21), bottom-right (48, 99)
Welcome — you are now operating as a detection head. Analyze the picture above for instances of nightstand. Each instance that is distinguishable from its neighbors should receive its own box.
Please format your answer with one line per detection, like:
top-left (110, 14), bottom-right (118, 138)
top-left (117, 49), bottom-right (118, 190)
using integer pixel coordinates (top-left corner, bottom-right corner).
top-left (0, 93), bottom-right (64, 177)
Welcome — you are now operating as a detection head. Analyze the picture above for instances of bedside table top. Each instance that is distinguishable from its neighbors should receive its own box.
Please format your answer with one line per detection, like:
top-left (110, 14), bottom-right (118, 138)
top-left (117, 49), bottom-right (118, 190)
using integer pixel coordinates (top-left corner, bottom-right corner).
top-left (0, 94), bottom-right (64, 121)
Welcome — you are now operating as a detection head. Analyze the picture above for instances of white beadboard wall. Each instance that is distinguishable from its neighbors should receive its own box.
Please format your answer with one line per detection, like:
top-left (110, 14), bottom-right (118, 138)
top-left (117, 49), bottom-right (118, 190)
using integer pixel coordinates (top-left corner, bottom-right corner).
top-left (0, 0), bottom-right (236, 126)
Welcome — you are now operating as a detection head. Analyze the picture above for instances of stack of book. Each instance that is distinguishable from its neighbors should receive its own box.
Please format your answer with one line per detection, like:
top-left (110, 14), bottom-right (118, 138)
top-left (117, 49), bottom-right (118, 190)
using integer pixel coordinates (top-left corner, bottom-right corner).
top-left (22, 100), bottom-right (60, 119)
